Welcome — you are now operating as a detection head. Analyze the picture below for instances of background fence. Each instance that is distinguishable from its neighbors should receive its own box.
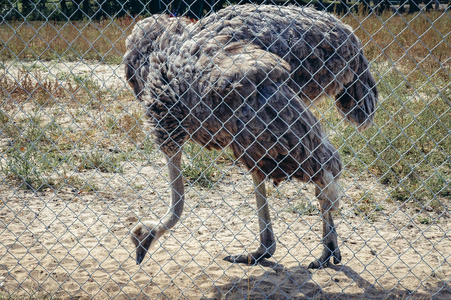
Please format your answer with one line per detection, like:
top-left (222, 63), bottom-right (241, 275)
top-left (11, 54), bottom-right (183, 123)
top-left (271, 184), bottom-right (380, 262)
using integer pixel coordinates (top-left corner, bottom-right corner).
top-left (0, 0), bottom-right (450, 299)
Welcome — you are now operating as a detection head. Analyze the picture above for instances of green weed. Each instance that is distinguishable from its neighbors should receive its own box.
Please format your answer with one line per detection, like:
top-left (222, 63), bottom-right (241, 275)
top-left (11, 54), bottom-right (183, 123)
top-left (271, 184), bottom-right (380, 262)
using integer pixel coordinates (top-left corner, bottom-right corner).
top-left (65, 175), bottom-right (100, 194)
top-left (182, 142), bottom-right (229, 188)
top-left (2, 143), bottom-right (45, 189)
top-left (0, 110), bottom-right (9, 129)
top-left (78, 151), bottom-right (124, 173)
top-left (418, 216), bottom-right (432, 225)
top-left (1, 116), bottom-right (59, 190)
top-left (0, 114), bottom-right (80, 191)
top-left (141, 136), bottom-right (155, 156)
top-left (353, 192), bottom-right (385, 222)
top-left (288, 199), bottom-right (316, 216)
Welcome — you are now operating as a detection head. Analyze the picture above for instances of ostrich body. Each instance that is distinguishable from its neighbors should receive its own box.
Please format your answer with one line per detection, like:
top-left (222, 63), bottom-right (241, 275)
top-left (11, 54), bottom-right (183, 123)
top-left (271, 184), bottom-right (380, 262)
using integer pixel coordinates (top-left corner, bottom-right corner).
top-left (124, 5), bottom-right (370, 268)
top-left (126, 4), bottom-right (378, 131)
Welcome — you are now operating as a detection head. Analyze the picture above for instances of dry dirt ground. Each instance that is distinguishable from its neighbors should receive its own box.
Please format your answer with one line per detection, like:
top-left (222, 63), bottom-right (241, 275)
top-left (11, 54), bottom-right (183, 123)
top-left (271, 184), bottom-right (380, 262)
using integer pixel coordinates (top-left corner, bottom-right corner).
top-left (0, 61), bottom-right (450, 299)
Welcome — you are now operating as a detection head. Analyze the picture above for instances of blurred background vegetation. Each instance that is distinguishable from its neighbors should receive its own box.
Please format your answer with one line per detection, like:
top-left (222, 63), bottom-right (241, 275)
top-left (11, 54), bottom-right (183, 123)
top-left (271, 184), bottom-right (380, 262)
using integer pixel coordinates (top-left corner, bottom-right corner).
top-left (0, 0), bottom-right (449, 21)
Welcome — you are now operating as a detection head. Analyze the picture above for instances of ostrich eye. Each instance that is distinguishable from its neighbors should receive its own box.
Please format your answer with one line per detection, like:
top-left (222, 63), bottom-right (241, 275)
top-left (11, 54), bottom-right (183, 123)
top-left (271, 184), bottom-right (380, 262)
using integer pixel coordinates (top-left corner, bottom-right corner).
top-left (134, 227), bottom-right (142, 237)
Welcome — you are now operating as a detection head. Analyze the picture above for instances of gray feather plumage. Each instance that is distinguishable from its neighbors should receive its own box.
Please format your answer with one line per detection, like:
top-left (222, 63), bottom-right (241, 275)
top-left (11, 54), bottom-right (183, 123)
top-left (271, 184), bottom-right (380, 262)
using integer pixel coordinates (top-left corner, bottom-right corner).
top-left (198, 5), bottom-right (378, 129)
top-left (124, 5), bottom-right (350, 186)
top-left (125, 4), bottom-right (378, 130)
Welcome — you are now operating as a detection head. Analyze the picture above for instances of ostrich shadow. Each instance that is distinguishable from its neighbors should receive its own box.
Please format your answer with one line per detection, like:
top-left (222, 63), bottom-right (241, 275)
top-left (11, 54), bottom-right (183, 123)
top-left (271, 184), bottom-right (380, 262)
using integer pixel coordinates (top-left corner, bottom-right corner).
top-left (207, 260), bottom-right (442, 299)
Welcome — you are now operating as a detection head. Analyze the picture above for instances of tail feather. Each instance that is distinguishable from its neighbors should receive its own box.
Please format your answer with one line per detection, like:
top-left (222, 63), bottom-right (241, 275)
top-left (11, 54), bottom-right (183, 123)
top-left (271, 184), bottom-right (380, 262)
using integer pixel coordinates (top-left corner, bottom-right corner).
top-left (336, 50), bottom-right (378, 131)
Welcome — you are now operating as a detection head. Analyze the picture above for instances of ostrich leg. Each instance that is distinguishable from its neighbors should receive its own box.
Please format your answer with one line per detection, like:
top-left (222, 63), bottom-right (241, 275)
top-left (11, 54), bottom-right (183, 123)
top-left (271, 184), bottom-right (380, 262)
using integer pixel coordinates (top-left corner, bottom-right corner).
top-left (308, 173), bottom-right (342, 269)
top-left (223, 173), bottom-right (276, 265)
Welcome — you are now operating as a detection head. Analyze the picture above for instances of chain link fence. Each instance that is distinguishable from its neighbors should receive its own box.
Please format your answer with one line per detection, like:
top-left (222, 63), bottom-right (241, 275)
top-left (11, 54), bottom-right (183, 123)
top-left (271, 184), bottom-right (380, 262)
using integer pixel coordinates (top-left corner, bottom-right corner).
top-left (0, 0), bottom-right (450, 299)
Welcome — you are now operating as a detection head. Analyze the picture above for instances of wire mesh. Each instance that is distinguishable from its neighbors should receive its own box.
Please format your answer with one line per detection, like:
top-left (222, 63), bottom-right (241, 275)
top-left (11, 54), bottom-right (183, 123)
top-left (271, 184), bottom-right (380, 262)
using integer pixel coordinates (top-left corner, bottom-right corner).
top-left (0, 0), bottom-right (450, 299)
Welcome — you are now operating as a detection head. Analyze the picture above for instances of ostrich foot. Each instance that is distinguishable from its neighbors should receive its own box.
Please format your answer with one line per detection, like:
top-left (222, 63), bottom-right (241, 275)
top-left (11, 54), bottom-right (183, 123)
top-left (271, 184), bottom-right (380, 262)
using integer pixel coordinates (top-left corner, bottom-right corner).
top-left (308, 242), bottom-right (342, 269)
top-left (223, 251), bottom-right (273, 265)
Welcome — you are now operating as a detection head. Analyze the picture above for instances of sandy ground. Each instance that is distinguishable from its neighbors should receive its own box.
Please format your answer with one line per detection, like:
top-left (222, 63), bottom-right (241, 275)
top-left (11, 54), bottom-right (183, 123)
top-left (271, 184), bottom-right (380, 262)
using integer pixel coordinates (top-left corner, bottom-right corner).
top-left (0, 160), bottom-right (449, 299)
top-left (0, 59), bottom-right (126, 95)
top-left (0, 60), bottom-right (450, 299)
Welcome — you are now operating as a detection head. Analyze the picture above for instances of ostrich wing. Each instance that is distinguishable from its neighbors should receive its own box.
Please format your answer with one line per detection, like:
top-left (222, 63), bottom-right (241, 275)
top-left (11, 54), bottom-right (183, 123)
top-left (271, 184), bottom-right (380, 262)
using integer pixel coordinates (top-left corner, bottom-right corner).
top-left (198, 4), bottom-right (378, 129)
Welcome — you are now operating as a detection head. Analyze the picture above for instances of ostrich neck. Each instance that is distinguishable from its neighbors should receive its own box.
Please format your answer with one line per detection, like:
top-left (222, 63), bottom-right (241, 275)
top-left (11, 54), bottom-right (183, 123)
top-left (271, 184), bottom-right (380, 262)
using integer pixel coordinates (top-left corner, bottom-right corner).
top-left (161, 151), bottom-right (185, 231)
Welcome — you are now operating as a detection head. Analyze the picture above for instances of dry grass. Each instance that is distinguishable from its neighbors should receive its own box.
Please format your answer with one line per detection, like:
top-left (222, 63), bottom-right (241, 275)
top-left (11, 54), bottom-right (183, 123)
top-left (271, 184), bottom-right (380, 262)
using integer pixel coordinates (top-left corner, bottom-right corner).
top-left (0, 63), bottom-right (143, 191)
top-left (0, 16), bottom-right (137, 63)
top-left (0, 10), bottom-right (449, 66)
top-left (347, 9), bottom-right (450, 82)
top-left (0, 10), bottom-right (449, 207)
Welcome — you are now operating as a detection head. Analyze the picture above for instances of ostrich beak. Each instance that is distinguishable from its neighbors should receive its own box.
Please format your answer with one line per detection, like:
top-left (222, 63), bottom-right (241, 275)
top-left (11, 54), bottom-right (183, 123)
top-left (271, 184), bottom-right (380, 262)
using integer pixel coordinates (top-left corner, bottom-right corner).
top-left (136, 245), bottom-right (148, 264)
top-left (134, 232), bottom-right (155, 264)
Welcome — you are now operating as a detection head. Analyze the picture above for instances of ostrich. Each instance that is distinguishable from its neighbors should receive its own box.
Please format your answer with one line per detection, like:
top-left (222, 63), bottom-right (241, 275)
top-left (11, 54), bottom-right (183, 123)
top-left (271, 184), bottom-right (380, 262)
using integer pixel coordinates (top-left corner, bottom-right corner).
top-left (126, 4), bottom-right (378, 131)
top-left (124, 5), bottom-right (372, 268)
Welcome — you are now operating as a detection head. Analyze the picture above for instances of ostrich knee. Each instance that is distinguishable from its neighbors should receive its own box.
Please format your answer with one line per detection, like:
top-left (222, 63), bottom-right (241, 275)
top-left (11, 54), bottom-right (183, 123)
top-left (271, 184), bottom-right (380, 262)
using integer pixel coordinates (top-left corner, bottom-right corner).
top-left (316, 171), bottom-right (341, 212)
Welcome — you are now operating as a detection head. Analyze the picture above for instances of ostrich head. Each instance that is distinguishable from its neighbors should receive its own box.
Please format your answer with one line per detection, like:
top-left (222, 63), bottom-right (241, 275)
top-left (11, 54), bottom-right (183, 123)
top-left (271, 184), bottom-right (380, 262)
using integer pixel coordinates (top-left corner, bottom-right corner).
top-left (131, 221), bottom-right (166, 264)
